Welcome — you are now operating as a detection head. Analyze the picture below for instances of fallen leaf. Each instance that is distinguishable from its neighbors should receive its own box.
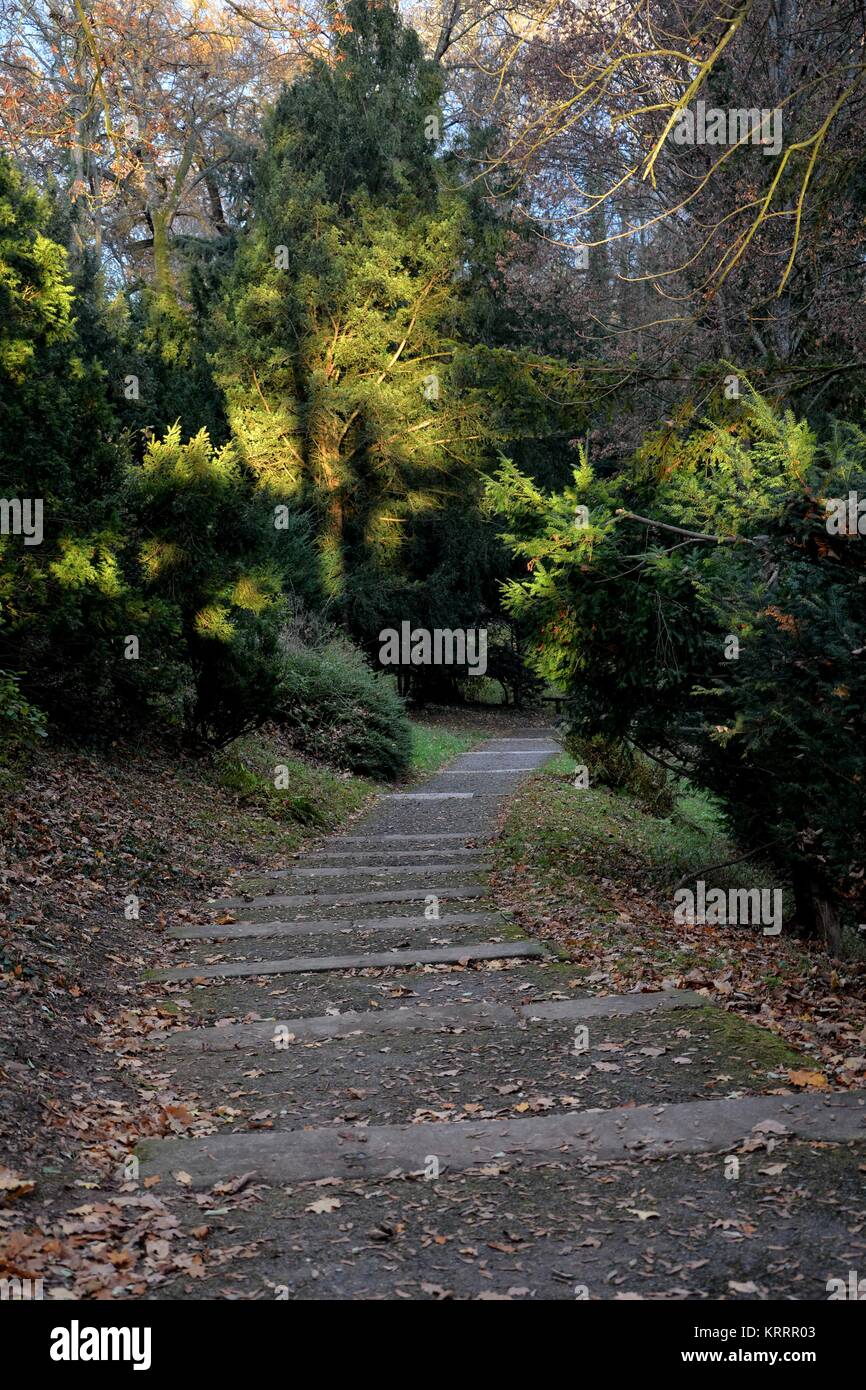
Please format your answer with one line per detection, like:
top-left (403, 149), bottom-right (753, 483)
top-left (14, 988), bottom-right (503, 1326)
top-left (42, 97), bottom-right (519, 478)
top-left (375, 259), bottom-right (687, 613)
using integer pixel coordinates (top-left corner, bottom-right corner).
top-left (305, 1197), bottom-right (341, 1214)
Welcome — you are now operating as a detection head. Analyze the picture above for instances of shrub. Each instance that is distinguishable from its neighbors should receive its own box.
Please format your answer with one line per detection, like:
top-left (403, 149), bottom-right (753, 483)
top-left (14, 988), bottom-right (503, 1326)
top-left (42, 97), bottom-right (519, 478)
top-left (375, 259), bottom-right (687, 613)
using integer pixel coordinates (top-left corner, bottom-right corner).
top-left (488, 389), bottom-right (866, 950)
top-left (127, 425), bottom-right (322, 749)
top-left (564, 732), bottom-right (673, 815)
top-left (0, 156), bottom-right (133, 730)
top-left (277, 640), bottom-right (412, 780)
top-left (0, 669), bottom-right (47, 755)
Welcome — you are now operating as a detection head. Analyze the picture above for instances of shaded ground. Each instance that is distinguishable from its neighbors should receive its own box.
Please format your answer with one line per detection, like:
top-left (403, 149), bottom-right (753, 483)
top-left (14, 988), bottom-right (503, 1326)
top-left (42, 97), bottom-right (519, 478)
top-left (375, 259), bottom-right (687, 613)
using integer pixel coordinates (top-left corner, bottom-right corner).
top-left (3, 722), bottom-right (865, 1302)
top-left (0, 721), bottom-right (496, 1180)
top-left (492, 760), bottom-right (866, 1090)
top-left (145, 1006), bottom-right (809, 1133)
top-left (142, 1140), bottom-right (864, 1301)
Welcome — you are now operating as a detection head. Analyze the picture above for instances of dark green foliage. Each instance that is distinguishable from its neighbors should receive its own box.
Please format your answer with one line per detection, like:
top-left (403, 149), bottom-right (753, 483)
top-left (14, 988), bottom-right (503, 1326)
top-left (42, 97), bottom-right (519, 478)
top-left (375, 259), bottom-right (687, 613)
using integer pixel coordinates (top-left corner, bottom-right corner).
top-left (0, 669), bottom-right (47, 752)
top-left (0, 155), bottom-right (133, 730)
top-left (214, 0), bottom-right (501, 650)
top-left (126, 424), bottom-right (323, 747)
top-left (482, 617), bottom-right (545, 707)
top-left (115, 241), bottom-right (233, 456)
top-left (488, 390), bottom-right (866, 943)
top-left (277, 640), bottom-right (412, 780)
top-left (264, 0), bottom-right (441, 212)
top-left (563, 732), bottom-right (673, 815)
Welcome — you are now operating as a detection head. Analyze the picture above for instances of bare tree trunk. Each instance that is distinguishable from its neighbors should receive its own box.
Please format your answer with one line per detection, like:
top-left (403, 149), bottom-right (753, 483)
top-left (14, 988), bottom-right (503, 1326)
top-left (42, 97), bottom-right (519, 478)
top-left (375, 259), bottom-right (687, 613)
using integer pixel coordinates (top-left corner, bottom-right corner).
top-left (791, 862), bottom-right (844, 955)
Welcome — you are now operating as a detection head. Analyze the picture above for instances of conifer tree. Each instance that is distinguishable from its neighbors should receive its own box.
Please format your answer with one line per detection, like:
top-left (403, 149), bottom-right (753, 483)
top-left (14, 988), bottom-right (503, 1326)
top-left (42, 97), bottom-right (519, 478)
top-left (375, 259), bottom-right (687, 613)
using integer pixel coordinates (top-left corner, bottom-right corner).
top-left (0, 155), bottom-right (130, 726)
top-left (216, 0), bottom-right (488, 640)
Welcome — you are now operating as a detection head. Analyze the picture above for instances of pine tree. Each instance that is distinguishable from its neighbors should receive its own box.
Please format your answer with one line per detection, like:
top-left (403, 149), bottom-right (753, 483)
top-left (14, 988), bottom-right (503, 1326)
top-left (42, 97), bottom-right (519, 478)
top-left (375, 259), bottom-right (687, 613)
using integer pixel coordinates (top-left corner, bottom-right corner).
top-left (215, 0), bottom-right (488, 640)
top-left (488, 389), bottom-right (866, 950)
top-left (0, 155), bottom-right (130, 727)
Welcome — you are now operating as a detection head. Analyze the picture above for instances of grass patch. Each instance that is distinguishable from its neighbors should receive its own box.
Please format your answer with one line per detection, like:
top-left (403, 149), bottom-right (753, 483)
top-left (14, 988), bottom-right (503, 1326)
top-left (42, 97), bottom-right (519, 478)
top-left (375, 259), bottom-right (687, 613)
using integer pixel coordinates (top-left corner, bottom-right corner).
top-left (406, 721), bottom-right (478, 778)
top-left (205, 720), bottom-right (479, 859)
top-left (490, 761), bottom-right (866, 1086)
top-left (208, 730), bottom-right (376, 856)
top-left (508, 755), bottom-right (783, 904)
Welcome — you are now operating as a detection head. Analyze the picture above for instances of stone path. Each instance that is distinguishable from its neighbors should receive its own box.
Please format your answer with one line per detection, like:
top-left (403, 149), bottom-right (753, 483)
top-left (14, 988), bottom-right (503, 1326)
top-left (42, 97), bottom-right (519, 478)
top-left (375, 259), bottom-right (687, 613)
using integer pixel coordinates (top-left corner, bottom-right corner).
top-left (137, 730), bottom-right (866, 1299)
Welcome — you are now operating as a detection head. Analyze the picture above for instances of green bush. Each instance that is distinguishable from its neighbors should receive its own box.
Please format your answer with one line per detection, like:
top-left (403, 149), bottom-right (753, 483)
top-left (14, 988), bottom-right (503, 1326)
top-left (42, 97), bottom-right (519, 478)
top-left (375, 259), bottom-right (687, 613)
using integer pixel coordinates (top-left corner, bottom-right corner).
top-left (0, 669), bottom-right (47, 755)
top-left (127, 425), bottom-right (323, 749)
top-left (277, 641), bottom-right (412, 780)
top-left (563, 733), bottom-right (674, 815)
top-left (488, 389), bottom-right (866, 948)
top-left (0, 156), bottom-right (134, 730)
top-left (215, 752), bottom-right (327, 826)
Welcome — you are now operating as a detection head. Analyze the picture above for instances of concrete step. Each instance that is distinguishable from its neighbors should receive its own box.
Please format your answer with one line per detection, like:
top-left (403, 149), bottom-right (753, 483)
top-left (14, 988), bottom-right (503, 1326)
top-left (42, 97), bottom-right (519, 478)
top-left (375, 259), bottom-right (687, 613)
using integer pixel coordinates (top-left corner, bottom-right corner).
top-left (288, 862), bottom-right (486, 878)
top-left (146, 939), bottom-right (546, 983)
top-left (142, 997), bottom-right (800, 1133)
top-left (386, 792), bottom-right (475, 800)
top-left (136, 1089), bottom-right (866, 1187)
top-left (323, 828), bottom-right (469, 839)
top-left (155, 988), bottom-right (705, 1050)
top-left (209, 885), bottom-right (489, 914)
top-left (304, 848), bottom-right (480, 862)
top-left (439, 769), bottom-right (544, 776)
top-left (167, 910), bottom-right (506, 942)
top-left (152, 957), bottom-right (566, 1028)
top-left (169, 918), bottom-right (518, 967)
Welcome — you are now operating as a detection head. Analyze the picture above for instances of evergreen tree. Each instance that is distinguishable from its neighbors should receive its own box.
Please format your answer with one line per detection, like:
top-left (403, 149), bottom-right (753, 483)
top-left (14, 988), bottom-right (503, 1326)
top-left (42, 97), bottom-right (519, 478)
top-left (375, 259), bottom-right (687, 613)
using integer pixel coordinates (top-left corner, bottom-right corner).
top-left (487, 389), bottom-right (866, 950)
top-left (215, 0), bottom-right (490, 644)
top-left (0, 155), bottom-right (131, 727)
top-left (126, 424), bottom-right (322, 747)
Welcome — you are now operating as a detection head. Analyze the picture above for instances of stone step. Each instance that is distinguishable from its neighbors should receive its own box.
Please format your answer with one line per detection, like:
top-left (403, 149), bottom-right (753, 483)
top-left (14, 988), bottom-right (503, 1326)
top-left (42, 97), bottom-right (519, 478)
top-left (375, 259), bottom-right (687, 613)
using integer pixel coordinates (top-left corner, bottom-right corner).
top-left (305, 848), bottom-right (479, 861)
top-left (143, 998), bottom-right (797, 1133)
top-left (167, 910), bottom-right (505, 941)
top-left (155, 957), bottom-right (563, 1027)
top-left (146, 939), bottom-right (545, 983)
top-left (136, 1089), bottom-right (866, 1187)
top-left (287, 862), bottom-right (486, 878)
top-left (352, 804), bottom-right (496, 833)
top-left (230, 867), bottom-right (488, 898)
top-left (386, 792), bottom-right (475, 800)
top-left (156, 988), bottom-right (704, 1050)
top-left (158, 999), bottom-right (516, 1049)
top-left (171, 918), bottom-right (516, 967)
top-left (482, 739), bottom-right (560, 746)
top-left (439, 769), bottom-right (542, 775)
top-left (209, 885), bottom-right (488, 913)
top-left (327, 833), bottom-right (471, 843)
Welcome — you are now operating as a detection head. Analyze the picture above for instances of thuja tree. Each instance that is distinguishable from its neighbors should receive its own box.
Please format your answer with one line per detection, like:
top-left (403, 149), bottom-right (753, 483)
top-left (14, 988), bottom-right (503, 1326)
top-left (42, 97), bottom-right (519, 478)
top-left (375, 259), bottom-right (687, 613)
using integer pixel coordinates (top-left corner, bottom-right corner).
top-left (126, 424), bottom-right (323, 747)
top-left (0, 155), bottom-right (132, 730)
top-left (486, 387), bottom-right (866, 952)
top-left (215, 0), bottom-right (492, 649)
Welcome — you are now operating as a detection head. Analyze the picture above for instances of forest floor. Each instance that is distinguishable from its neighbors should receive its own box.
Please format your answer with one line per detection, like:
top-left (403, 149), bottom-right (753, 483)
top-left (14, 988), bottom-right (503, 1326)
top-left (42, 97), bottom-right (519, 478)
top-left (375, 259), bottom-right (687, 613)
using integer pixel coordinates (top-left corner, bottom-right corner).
top-left (0, 719), bottom-right (481, 1199)
top-left (1, 718), bottom-right (865, 1300)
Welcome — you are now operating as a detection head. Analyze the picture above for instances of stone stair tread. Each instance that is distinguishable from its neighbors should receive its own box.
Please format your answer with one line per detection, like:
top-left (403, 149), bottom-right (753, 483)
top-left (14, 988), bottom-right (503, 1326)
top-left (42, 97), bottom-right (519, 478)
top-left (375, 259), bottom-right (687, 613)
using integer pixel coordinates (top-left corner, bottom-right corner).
top-left (167, 910), bottom-right (505, 941)
top-left (146, 939), bottom-right (546, 983)
top-left (209, 885), bottom-right (487, 912)
top-left (154, 988), bottom-right (706, 1050)
top-left (288, 862), bottom-right (487, 877)
top-left (136, 1089), bottom-right (866, 1186)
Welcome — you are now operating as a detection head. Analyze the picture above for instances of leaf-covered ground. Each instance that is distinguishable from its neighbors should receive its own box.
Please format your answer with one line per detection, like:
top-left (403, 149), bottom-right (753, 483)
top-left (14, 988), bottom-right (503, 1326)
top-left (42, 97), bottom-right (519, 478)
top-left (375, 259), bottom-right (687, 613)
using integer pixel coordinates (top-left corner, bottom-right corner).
top-left (5, 719), bottom-right (864, 1301)
top-left (491, 758), bottom-right (866, 1090)
top-left (0, 711), bottom-right (522, 1295)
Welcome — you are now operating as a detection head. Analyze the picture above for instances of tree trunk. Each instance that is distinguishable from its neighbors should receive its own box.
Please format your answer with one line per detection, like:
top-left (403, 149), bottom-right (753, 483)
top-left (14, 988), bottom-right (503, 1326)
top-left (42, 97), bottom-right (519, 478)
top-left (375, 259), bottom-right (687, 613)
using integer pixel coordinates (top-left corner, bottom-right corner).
top-left (791, 862), bottom-right (844, 955)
